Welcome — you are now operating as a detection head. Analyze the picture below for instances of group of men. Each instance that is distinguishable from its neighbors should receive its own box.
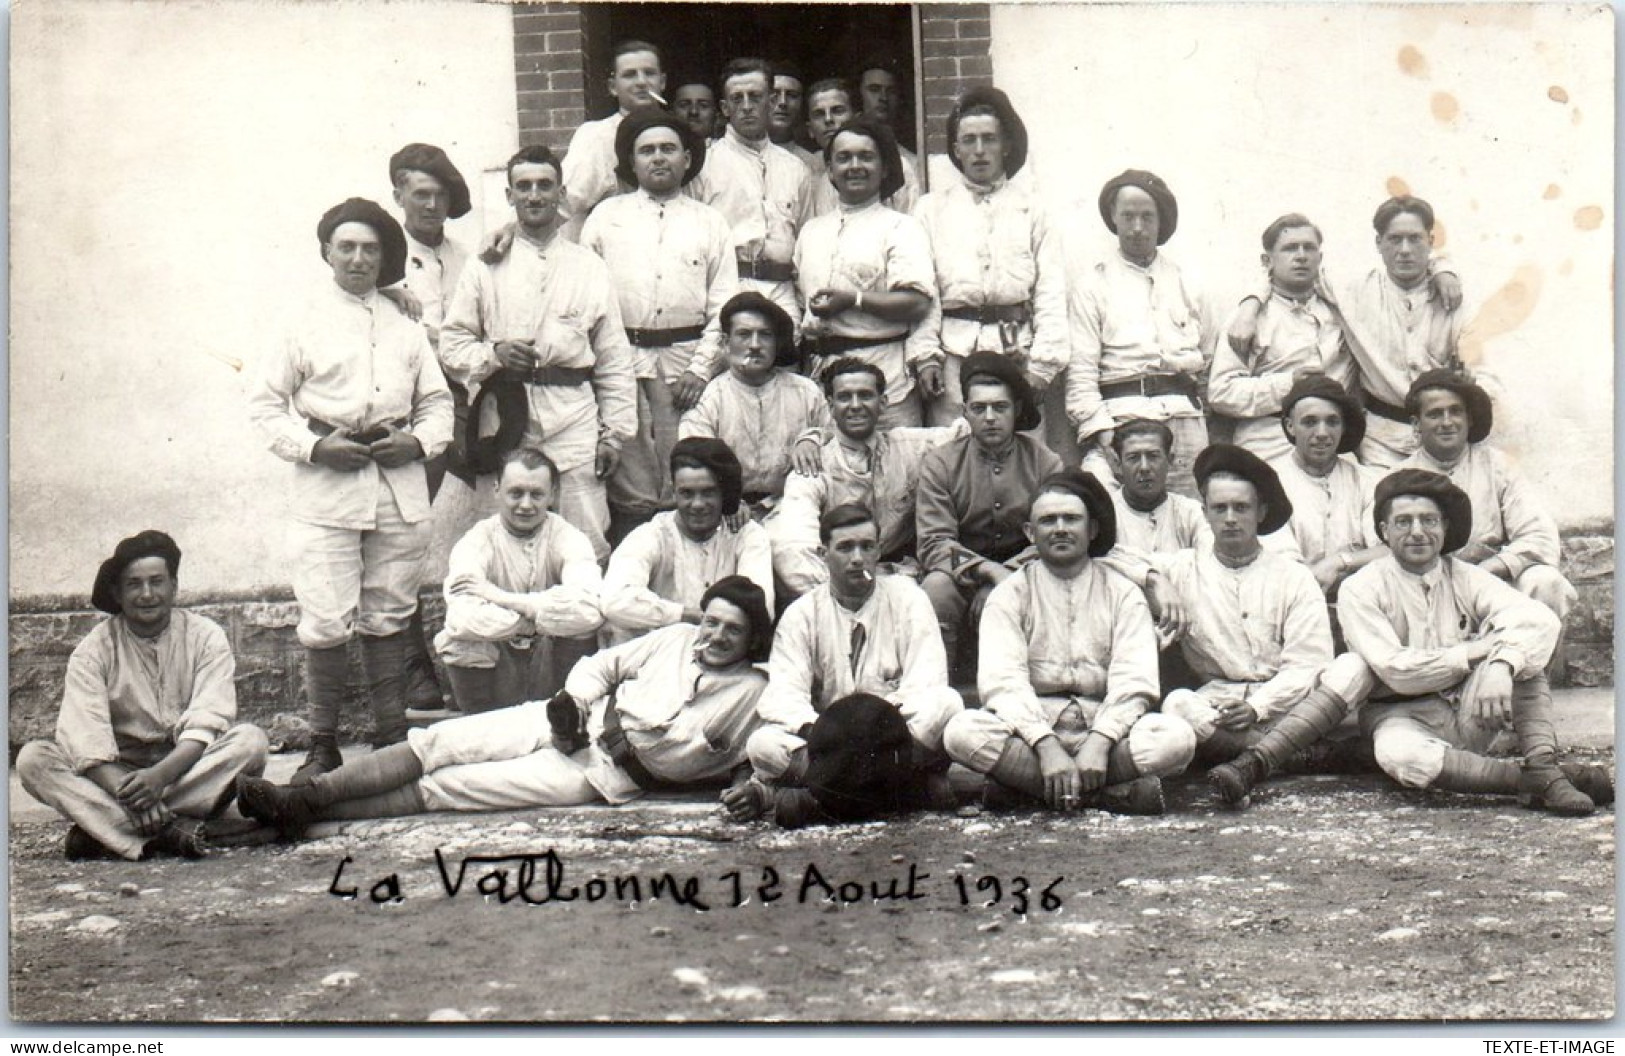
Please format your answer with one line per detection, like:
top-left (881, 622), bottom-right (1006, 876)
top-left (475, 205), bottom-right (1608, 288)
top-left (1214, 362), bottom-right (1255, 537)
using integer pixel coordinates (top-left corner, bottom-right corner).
top-left (20, 45), bottom-right (1609, 861)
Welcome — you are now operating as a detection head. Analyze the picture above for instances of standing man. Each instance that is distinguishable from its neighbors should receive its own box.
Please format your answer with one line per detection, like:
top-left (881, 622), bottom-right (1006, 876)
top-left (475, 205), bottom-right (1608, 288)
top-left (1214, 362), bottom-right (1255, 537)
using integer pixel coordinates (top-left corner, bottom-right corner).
top-left (912, 88), bottom-right (1070, 447)
top-left (433, 447), bottom-right (604, 714)
top-left (1069, 170), bottom-right (1215, 496)
top-left (1208, 214), bottom-right (1355, 465)
top-left (248, 198), bottom-right (453, 779)
top-left (580, 110), bottom-right (737, 536)
top-left (560, 39), bottom-right (668, 239)
top-left (440, 145), bottom-right (638, 563)
top-left (18, 531), bottom-right (269, 861)
top-left (855, 58), bottom-right (922, 212)
top-left (916, 353), bottom-right (1064, 677)
top-left (672, 80), bottom-right (720, 141)
top-left (942, 471), bottom-right (1195, 814)
top-left (768, 62), bottom-right (818, 167)
top-left (802, 77), bottom-right (922, 217)
top-left (690, 57), bottom-right (813, 322)
top-left (795, 115), bottom-right (937, 429)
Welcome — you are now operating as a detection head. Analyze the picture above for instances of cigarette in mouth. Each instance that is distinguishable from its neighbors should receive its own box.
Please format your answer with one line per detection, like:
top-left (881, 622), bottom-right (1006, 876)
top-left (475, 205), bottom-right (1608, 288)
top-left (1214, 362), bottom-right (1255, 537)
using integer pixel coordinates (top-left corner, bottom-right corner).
top-left (858, 570), bottom-right (875, 583)
top-left (649, 89), bottom-right (669, 107)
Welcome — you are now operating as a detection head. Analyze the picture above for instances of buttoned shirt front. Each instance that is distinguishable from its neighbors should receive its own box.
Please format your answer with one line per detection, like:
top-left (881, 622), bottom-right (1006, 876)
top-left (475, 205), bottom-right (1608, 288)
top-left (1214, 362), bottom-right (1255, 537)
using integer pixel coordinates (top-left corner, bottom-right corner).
top-left (580, 190), bottom-right (738, 382)
top-left (688, 127), bottom-right (812, 265)
top-left (1275, 453), bottom-right (1379, 565)
top-left (57, 611), bottom-right (237, 774)
top-left (1328, 267), bottom-right (1462, 408)
top-left (1209, 289), bottom-right (1354, 455)
top-left (602, 511), bottom-right (775, 637)
top-left (916, 434), bottom-right (1063, 579)
top-left (1401, 443), bottom-right (1562, 579)
top-left (401, 231), bottom-right (470, 340)
top-left (909, 177), bottom-right (1070, 383)
top-left (979, 560), bottom-right (1159, 749)
top-left (439, 513), bottom-right (604, 644)
top-left (248, 282), bottom-right (453, 529)
top-left (439, 232), bottom-right (638, 472)
top-left (678, 370), bottom-right (833, 498)
top-left (1104, 488), bottom-right (1211, 587)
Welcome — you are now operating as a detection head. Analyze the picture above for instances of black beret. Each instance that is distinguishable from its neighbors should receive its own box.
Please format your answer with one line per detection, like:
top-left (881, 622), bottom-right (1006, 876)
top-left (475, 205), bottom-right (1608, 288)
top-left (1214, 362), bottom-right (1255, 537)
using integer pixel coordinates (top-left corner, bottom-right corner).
top-left (1033, 468), bottom-right (1117, 556)
top-left (1194, 444), bottom-right (1294, 536)
top-left (946, 86), bottom-right (1028, 179)
top-left (670, 436), bottom-right (744, 517)
top-left (92, 530), bottom-right (181, 615)
top-left (1406, 368), bottom-right (1493, 444)
top-left (960, 351), bottom-right (1041, 432)
top-left (822, 115), bottom-right (906, 203)
top-left (804, 694), bottom-right (918, 823)
top-left (388, 143), bottom-right (472, 219)
top-left (1372, 469), bottom-right (1473, 555)
top-left (1098, 169), bottom-right (1178, 244)
top-left (613, 109), bottom-right (708, 189)
top-left (316, 198), bottom-right (408, 289)
top-left (699, 575), bottom-right (775, 663)
top-left (1280, 372), bottom-right (1367, 455)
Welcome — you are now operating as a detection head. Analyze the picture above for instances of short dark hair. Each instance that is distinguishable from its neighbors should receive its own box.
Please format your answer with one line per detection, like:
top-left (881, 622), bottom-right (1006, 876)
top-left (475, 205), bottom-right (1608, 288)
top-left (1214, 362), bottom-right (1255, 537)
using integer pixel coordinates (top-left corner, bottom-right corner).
top-left (498, 445), bottom-right (559, 486)
top-left (1373, 195), bottom-right (1436, 235)
top-left (1260, 213), bottom-right (1324, 252)
top-left (819, 503), bottom-right (878, 545)
top-left (721, 57), bottom-right (772, 91)
top-left (770, 60), bottom-right (805, 87)
top-left (1111, 419), bottom-right (1174, 458)
top-left (822, 357), bottom-right (886, 398)
top-left (807, 77), bottom-right (853, 105)
top-left (856, 56), bottom-right (900, 82)
top-left (947, 102), bottom-right (1001, 145)
top-left (506, 145), bottom-right (561, 186)
top-left (613, 39), bottom-right (664, 68)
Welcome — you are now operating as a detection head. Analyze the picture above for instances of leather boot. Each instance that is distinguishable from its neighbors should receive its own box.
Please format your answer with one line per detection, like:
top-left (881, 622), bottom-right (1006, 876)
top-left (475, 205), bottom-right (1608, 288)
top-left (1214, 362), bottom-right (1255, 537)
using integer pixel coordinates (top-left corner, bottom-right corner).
top-left (236, 775), bottom-right (321, 840)
top-left (294, 643), bottom-right (351, 785)
top-left (1090, 776), bottom-right (1166, 815)
top-left (444, 664), bottom-right (498, 715)
top-left (1562, 762), bottom-right (1614, 807)
top-left (1208, 752), bottom-right (1266, 807)
top-left (1518, 754), bottom-right (1594, 816)
top-left (1194, 727), bottom-right (1254, 766)
top-left (291, 734), bottom-right (344, 787)
top-left (360, 631), bottom-right (412, 747)
top-left (403, 603), bottom-right (446, 710)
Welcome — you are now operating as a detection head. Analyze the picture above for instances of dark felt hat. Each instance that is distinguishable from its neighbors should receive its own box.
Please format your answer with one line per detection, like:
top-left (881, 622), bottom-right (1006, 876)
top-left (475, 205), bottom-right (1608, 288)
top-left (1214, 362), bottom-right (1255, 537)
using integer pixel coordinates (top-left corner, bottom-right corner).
top-left (804, 694), bottom-right (918, 823)
top-left (463, 371), bottom-right (529, 477)
top-left (317, 197), bottom-right (408, 288)
top-left (1372, 469), bottom-right (1473, 555)
top-left (92, 530), bottom-right (181, 615)
top-left (614, 109), bottom-right (707, 189)
top-left (671, 436), bottom-right (744, 517)
top-left (823, 115), bottom-right (906, 203)
top-left (388, 143), bottom-right (472, 219)
top-left (699, 575), bottom-right (775, 663)
top-left (719, 290), bottom-right (798, 368)
top-left (946, 86), bottom-right (1029, 179)
top-left (1194, 444), bottom-right (1294, 536)
top-left (1280, 372), bottom-right (1366, 455)
top-left (1033, 469), bottom-right (1118, 556)
top-left (1098, 169), bottom-right (1178, 244)
top-left (960, 351), bottom-right (1041, 432)
top-left (1406, 368), bottom-right (1493, 444)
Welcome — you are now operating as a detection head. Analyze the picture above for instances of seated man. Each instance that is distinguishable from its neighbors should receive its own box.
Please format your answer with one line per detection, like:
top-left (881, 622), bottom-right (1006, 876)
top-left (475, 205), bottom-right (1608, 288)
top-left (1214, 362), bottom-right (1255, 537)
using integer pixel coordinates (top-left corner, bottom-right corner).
top-left (942, 470), bottom-right (1196, 815)
top-left (917, 352), bottom-right (1063, 676)
top-left (1398, 369), bottom-right (1575, 623)
top-left (728, 504), bottom-right (963, 817)
top-left (18, 532), bottom-right (270, 861)
top-left (1336, 470), bottom-right (1608, 814)
top-left (679, 292), bottom-right (832, 518)
top-left (434, 447), bottom-right (604, 714)
top-left (1156, 446), bottom-right (1371, 804)
top-left (602, 436), bottom-right (773, 642)
top-left (770, 358), bottom-right (961, 598)
top-left (1102, 418), bottom-right (1210, 594)
top-left (238, 577), bottom-right (774, 831)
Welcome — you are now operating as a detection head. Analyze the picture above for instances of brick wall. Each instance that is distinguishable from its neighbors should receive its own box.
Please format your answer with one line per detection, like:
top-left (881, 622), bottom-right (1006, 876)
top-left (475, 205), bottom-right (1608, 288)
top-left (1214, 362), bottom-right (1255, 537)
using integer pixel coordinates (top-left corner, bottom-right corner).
top-left (513, 3), bottom-right (589, 151)
top-left (918, 3), bottom-right (992, 157)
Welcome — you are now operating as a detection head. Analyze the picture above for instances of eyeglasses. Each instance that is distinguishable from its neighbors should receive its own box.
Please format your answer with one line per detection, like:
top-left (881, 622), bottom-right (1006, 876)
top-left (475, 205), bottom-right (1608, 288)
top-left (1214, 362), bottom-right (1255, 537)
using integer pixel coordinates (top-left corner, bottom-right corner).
top-left (1388, 514), bottom-right (1442, 531)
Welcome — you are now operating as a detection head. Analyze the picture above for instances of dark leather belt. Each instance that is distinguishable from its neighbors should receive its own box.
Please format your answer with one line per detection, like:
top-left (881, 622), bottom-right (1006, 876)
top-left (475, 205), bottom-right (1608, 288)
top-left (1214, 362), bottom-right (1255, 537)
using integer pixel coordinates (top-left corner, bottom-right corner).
top-left (307, 417), bottom-right (408, 444)
top-left (626, 324), bottom-right (705, 348)
top-left (803, 331), bottom-right (910, 358)
top-left (522, 364), bottom-right (594, 387)
top-left (1099, 373), bottom-right (1200, 402)
top-left (1363, 390), bottom-right (1410, 423)
top-left (736, 258), bottom-right (796, 283)
top-left (944, 302), bottom-right (1031, 325)
top-left (741, 490), bottom-right (774, 507)
top-left (598, 702), bottom-right (671, 791)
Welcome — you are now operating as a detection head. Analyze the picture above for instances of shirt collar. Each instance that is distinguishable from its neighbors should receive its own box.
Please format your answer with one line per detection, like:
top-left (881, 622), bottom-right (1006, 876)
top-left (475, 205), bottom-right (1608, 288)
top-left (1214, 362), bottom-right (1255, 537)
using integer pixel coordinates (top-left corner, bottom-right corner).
top-left (329, 281), bottom-right (377, 308)
top-left (724, 125), bottom-right (769, 155)
top-left (837, 196), bottom-right (883, 216)
top-left (1116, 248), bottom-right (1160, 273)
top-left (960, 173), bottom-right (1007, 199)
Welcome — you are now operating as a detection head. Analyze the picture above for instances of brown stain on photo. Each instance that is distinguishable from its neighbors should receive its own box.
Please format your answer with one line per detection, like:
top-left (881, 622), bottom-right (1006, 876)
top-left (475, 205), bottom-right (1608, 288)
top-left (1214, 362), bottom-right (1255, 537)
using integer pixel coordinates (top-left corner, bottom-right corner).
top-left (1431, 92), bottom-right (1459, 123)
top-left (1572, 108), bottom-right (1583, 125)
top-left (1386, 176), bottom-right (1412, 198)
top-left (1574, 205), bottom-right (1604, 231)
top-left (1543, 184), bottom-right (1562, 200)
top-left (1558, 259), bottom-right (1574, 277)
top-left (1459, 264), bottom-right (1543, 367)
top-left (1432, 220), bottom-right (1448, 250)
top-left (1398, 45), bottom-right (1429, 78)
top-left (1548, 85), bottom-right (1570, 103)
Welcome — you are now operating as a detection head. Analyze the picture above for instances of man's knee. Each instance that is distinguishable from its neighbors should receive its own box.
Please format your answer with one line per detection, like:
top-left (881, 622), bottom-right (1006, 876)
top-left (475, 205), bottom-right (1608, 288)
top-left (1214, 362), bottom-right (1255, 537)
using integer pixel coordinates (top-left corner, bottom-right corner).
top-left (746, 726), bottom-right (806, 782)
top-left (1161, 688), bottom-right (1216, 740)
top-left (1127, 713), bottom-right (1197, 777)
top-left (436, 633), bottom-right (499, 669)
top-left (1371, 726), bottom-right (1445, 788)
top-left (1319, 653), bottom-right (1375, 703)
top-left (905, 688), bottom-right (964, 750)
top-left (15, 740), bottom-right (63, 796)
top-left (920, 573), bottom-right (967, 625)
top-left (214, 725), bottom-right (270, 774)
top-left (941, 709), bottom-right (1008, 772)
top-left (1517, 565), bottom-right (1576, 622)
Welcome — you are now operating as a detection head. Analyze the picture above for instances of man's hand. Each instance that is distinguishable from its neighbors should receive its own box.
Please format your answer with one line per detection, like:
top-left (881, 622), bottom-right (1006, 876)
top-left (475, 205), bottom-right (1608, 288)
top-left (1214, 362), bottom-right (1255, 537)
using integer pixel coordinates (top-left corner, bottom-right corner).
top-left (1144, 571), bottom-right (1190, 643)
top-left (1036, 737), bottom-right (1081, 811)
top-left (594, 441), bottom-right (621, 480)
top-left (808, 288), bottom-right (856, 319)
top-left (379, 285), bottom-right (424, 323)
top-left (1478, 555), bottom-right (1514, 582)
top-left (722, 509), bottom-right (751, 533)
top-left (721, 776), bottom-right (770, 821)
top-left (478, 221), bottom-right (517, 265)
top-left (1215, 700), bottom-right (1259, 731)
top-left (1074, 733), bottom-right (1112, 793)
top-left (1227, 297), bottom-right (1264, 355)
top-left (1463, 659), bottom-right (1514, 728)
top-left (494, 339), bottom-right (539, 372)
top-left (790, 437), bottom-right (823, 477)
top-left (671, 372), bottom-right (708, 413)
top-left (916, 362), bottom-right (946, 400)
top-left (1310, 556), bottom-right (1344, 593)
top-left (311, 432), bottom-right (375, 472)
top-left (117, 767), bottom-right (169, 813)
top-left (368, 425), bottom-right (424, 468)
top-left (1430, 270), bottom-right (1464, 312)
top-left (130, 802), bottom-right (173, 838)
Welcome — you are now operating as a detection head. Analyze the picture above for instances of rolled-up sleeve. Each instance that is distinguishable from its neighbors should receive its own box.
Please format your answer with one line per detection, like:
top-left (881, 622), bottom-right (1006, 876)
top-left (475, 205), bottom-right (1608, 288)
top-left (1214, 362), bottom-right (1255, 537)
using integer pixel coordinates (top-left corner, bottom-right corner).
top-left (175, 620), bottom-right (238, 746)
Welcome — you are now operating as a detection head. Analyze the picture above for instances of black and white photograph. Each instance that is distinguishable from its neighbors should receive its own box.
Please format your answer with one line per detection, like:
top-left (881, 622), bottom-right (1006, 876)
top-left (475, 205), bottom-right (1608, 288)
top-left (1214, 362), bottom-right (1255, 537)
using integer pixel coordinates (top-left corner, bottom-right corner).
top-left (6, 0), bottom-right (1615, 1028)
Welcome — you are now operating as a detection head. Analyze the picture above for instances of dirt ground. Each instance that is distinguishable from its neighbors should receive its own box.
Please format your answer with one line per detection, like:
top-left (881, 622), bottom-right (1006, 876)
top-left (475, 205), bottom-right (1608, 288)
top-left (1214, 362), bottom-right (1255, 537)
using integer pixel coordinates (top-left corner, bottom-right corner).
top-left (9, 748), bottom-right (1615, 1026)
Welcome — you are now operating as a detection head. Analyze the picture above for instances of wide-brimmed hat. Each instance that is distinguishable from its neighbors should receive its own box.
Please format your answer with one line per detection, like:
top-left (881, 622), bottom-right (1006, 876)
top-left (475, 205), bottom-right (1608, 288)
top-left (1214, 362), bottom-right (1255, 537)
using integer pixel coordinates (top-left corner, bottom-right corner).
top-left (387, 143), bottom-right (472, 219)
top-left (699, 575), bottom-right (775, 663)
top-left (804, 694), bottom-right (918, 823)
top-left (719, 290), bottom-right (797, 368)
top-left (1281, 372), bottom-right (1366, 455)
top-left (1372, 469), bottom-right (1473, 554)
top-left (1194, 444), bottom-right (1294, 535)
top-left (823, 115), bottom-right (906, 203)
top-left (670, 436), bottom-right (744, 517)
top-left (1406, 369), bottom-right (1493, 444)
top-left (92, 530), bottom-right (181, 615)
top-left (463, 371), bottom-right (529, 476)
top-left (1098, 169), bottom-right (1178, 244)
top-left (1033, 468), bottom-right (1117, 556)
top-left (316, 197), bottom-right (408, 288)
top-left (613, 109), bottom-right (707, 189)
top-left (946, 86), bottom-right (1028, 179)
top-left (960, 351), bottom-right (1041, 432)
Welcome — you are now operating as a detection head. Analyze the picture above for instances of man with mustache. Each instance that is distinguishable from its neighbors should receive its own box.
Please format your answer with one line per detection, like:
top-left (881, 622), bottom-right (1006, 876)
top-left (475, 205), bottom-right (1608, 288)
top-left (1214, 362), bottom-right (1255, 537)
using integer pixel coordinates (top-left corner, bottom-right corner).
top-left (801, 77), bottom-right (921, 217)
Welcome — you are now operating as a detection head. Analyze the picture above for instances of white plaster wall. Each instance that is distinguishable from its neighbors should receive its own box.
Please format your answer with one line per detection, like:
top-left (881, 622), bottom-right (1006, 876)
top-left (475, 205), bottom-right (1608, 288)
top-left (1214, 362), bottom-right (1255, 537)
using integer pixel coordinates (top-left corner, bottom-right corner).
top-left (11, 0), bottom-right (520, 598)
top-left (978, 2), bottom-right (1612, 526)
